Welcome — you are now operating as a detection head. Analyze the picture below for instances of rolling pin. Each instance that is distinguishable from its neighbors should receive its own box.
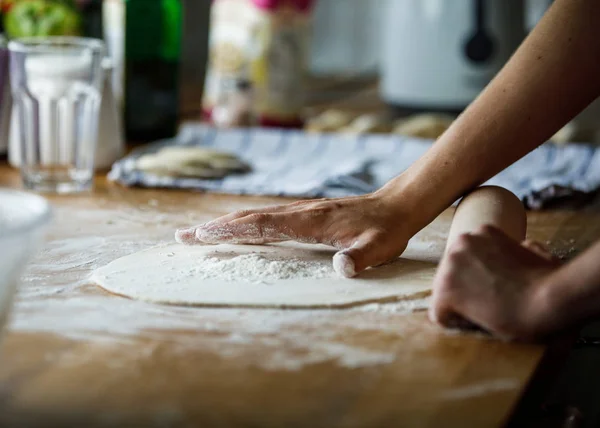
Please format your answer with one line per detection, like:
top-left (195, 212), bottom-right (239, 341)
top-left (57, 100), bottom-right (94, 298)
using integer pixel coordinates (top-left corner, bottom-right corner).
top-left (445, 186), bottom-right (527, 253)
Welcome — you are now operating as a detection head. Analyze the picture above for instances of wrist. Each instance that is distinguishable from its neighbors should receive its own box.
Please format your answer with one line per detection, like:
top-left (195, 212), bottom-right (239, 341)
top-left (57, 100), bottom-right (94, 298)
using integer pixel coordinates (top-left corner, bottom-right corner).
top-left (372, 174), bottom-right (428, 236)
top-left (528, 269), bottom-right (575, 338)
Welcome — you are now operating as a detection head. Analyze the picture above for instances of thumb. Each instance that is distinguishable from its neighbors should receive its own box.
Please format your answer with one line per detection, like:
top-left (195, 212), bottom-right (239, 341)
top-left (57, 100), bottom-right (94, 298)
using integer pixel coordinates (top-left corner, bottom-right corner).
top-left (521, 239), bottom-right (559, 263)
top-left (332, 233), bottom-right (406, 278)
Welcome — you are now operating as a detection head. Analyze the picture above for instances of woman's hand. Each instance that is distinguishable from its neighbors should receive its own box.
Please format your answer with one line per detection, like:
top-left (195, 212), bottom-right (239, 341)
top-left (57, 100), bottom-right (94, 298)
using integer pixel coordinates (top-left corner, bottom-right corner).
top-left (176, 193), bottom-right (416, 278)
top-left (429, 225), bottom-right (562, 341)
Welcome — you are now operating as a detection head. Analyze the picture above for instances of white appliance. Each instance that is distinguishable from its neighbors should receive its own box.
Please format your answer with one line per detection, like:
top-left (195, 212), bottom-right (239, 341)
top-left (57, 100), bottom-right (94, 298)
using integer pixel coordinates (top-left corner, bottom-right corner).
top-left (310, 0), bottom-right (384, 77)
top-left (381, 0), bottom-right (526, 112)
top-left (526, 0), bottom-right (553, 31)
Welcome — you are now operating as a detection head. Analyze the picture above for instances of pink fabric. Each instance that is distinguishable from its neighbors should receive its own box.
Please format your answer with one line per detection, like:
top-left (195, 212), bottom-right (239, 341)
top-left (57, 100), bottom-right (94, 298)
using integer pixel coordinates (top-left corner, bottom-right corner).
top-left (211, 0), bottom-right (316, 13)
top-left (204, 108), bottom-right (304, 129)
top-left (258, 115), bottom-right (304, 129)
top-left (251, 0), bottom-right (316, 12)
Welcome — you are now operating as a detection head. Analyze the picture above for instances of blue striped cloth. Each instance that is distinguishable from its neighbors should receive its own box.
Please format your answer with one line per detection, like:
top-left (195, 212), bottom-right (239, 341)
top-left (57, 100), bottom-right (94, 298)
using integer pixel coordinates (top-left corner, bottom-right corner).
top-left (108, 123), bottom-right (600, 207)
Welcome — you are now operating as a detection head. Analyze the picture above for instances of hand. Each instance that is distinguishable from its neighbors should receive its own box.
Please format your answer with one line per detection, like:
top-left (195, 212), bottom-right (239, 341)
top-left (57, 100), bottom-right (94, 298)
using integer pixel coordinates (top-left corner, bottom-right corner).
top-left (429, 225), bottom-right (562, 341)
top-left (176, 194), bottom-right (415, 278)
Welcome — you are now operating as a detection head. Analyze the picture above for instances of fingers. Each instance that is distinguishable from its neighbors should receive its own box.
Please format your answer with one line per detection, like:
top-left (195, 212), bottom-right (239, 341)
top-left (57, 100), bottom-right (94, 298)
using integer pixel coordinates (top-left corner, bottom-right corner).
top-left (175, 201), bottom-right (318, 245)
top-left (182, 212), bottom-right (308, 245)
top-left (429, 268), bottom-right (482, 332)
top-left (333, 232), bottom-right (405, 278)
top-left (175, 227), bottom-right (200, 244)
top-left (429, 306), bottom-right (480, 331)
top-left (198, 213), bottom-right (293, 244)
top-left (430, 235), bottom-right (486, 332)
top-left (521, 239), bottom-right (557, 262)
top-left (176, 207), bottom-right (295, 245)
top-left (205, 204), bottom-right (296, 227)
top-left (429, 278), bottom-right (472, 330)
top-left (430, 251), bottom-right (462, 326)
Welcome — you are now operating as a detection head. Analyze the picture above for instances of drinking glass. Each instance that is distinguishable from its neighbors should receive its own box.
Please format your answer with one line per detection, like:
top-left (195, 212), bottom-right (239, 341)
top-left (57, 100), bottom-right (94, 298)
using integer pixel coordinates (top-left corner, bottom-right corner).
top-left (9, 37), bottom-right (105, 193)
top-left (0, 36), bottom-right (10, 156)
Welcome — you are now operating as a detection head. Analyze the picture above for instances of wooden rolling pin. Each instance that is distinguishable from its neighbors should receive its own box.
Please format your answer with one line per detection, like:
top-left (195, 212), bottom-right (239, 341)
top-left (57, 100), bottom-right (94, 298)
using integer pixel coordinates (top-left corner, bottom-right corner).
top-left (445, 186), bottom-right (527, 253)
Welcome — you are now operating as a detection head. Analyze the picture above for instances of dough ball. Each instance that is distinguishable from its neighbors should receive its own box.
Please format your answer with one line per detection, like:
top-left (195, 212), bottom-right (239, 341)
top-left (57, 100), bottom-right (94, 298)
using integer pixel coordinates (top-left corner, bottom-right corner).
top-left (136, 146), bottom-right (251, 179)
top-left (305, 109), bottom-right (354, 133)
top-left (548, 122), bottom-right (600, 145)
top-left (340, 113), bottom-right (392, 134)
top-left (393, 114), bottom-right (455, 140)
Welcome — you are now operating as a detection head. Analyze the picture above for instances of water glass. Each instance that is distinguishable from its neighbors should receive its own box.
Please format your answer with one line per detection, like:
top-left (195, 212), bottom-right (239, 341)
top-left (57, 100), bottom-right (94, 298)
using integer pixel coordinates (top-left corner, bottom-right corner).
top-left (0, 36), bottom-right (10, 156)
top-left (9, 37), bottom-right (105, 193)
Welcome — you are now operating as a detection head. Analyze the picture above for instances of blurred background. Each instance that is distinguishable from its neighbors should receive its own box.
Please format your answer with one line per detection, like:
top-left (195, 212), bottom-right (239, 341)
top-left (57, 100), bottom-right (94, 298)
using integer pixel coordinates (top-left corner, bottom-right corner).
top-left (3, 0), bottom-right (600, 148)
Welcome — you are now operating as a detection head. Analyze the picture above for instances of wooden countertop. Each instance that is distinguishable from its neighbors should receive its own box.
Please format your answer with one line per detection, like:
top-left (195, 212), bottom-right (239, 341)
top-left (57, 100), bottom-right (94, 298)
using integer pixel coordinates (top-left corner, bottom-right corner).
top-left (0, 163), bottom-right (594, 428)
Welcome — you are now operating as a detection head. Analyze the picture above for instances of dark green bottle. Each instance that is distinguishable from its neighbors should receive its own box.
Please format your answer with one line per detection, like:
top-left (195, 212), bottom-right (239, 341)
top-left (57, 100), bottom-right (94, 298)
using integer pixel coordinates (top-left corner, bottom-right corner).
top-left (104, 0), bottom-right (182, 142)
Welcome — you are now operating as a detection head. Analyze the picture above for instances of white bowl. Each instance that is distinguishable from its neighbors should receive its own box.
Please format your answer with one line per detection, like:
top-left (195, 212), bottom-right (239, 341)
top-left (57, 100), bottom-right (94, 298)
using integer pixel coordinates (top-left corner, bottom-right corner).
top-left (0, 189), bottom-right (51, 335)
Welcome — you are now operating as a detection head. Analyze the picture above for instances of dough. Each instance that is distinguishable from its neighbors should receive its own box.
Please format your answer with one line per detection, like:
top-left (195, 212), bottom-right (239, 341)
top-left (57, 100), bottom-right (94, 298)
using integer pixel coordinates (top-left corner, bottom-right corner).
top-left (341, 113), bottom-right (392, 134)
top-left (136, 146), bottom-right (251, 179)
top-left (305, 109), bottom-right (354, 133)
top-left (393, 114), bottom-right (455, 140)
top-left (92, 242), bottom-right (435, 308)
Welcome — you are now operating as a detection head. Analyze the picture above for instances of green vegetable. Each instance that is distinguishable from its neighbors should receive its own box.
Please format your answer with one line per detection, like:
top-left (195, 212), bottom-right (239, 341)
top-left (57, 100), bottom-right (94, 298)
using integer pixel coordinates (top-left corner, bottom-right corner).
top-left (3, 0), bottom-right (82, 38)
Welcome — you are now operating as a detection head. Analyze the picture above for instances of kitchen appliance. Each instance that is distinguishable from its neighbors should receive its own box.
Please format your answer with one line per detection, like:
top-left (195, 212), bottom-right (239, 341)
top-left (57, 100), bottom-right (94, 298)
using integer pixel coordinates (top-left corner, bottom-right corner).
top-left (0, 35), bottom-right (10, 156)
top-left (381, 0), bottom-right (526, 112)
top-left (526, 0), bottom-right (553, 31)
top-left (310, 0), bottom-right (383, 77)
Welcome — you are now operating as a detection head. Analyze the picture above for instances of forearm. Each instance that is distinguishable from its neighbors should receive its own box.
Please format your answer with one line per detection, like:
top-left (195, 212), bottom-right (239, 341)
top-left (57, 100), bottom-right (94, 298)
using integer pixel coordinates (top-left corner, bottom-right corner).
top-left (379, 0), bottom-right (600, 233)
top-left (539, 240), bottom-right (600, 334)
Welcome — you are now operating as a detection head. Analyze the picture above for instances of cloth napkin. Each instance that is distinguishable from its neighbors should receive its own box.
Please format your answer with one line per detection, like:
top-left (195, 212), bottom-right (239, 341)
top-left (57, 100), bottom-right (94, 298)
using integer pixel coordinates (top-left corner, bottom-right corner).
top-left (108, 123), bottom-right (600, 209)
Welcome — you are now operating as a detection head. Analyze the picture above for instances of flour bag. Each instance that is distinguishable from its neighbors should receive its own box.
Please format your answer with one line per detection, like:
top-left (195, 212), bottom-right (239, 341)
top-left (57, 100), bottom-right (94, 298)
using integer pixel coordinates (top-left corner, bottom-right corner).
top-left (202, 0), bottom-right (316, 128)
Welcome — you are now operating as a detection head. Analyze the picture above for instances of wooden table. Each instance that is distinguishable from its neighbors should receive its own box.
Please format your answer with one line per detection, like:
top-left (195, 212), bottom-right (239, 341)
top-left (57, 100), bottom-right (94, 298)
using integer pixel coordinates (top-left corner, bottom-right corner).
top-left (0, 163), bottom-right (595, 428)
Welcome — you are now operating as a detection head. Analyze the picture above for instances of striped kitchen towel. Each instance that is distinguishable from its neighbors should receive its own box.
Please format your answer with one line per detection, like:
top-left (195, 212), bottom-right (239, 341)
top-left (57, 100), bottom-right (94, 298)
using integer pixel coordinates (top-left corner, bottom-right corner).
top-left (108, 123), bottom-right (600, 209)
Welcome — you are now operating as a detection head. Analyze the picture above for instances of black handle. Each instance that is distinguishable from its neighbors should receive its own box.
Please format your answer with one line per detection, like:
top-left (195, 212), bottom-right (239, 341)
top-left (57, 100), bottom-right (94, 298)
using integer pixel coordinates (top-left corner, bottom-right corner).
top-left (464, 0), bottom-right (495, 64)
top-left (475, 0), bottom-right (486, 32)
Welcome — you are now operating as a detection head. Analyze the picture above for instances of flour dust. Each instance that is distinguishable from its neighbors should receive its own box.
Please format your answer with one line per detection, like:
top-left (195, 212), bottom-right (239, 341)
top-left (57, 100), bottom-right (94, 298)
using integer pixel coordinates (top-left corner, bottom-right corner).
top-left (9, 202), bottom-right (447, 372)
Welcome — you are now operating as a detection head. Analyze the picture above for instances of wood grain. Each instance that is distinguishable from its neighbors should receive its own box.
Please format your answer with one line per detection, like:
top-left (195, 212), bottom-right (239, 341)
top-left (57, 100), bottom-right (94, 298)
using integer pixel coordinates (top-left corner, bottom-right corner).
top-left (0, 164), bottom-right (595, 428)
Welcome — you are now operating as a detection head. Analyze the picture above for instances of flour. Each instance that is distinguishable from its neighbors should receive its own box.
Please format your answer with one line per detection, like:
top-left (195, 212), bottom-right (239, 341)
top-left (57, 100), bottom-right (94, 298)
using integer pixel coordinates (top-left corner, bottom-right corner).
top-left (191, 253), bottom-right (334, 283)
top-left (178, 222), bottom-right (319, 246)
top-left (357, 297), bottom-right (431, 314)
top-left (8, 201), bottom-right (448, 372)
top-left (441, 378), bottom-right (520, 400)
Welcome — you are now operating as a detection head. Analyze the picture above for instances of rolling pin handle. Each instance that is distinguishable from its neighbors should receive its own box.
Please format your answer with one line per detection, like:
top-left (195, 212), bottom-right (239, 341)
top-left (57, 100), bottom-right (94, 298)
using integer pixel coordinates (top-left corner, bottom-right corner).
top-left (445, 185), bottom-right (527, 253)
top-left (438, 186), bottom-right (527, 334)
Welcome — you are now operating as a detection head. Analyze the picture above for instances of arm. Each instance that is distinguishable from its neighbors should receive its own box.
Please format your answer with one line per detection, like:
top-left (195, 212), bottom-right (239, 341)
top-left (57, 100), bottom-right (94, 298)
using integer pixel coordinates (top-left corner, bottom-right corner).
top-left (178, 0), bottom-right (600, 277)
top-left (379, 0), bottom-right (600, 234)
top-left (538, 240), bottom-right (600, 335)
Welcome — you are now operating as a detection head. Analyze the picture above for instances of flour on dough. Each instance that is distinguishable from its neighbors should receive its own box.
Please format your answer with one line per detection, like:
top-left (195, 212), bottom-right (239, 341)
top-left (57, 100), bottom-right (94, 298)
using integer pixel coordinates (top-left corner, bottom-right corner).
top-left (91, 242), bottom-right (435, 308)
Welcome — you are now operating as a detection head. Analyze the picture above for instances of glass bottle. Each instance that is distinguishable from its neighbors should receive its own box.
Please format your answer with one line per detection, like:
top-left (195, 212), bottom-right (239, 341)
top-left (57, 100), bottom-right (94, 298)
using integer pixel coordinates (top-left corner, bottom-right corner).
top-left (103, 0), bottom-right (182, 141)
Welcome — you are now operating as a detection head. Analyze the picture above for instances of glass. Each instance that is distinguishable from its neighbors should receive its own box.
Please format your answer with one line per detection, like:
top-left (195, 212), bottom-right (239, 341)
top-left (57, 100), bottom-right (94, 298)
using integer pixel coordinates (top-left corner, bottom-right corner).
top-left (0, 36), bottom-right (10, 156)
top-left (9, 37), bottom-right (105, 193)
top-left (103, 0), bottom-right (181, 141)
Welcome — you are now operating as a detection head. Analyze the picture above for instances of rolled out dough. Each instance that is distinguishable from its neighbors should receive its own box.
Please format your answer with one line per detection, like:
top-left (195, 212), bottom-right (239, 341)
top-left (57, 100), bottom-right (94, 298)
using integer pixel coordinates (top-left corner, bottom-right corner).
top-left (91, 242), bottom-right (436, 308)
